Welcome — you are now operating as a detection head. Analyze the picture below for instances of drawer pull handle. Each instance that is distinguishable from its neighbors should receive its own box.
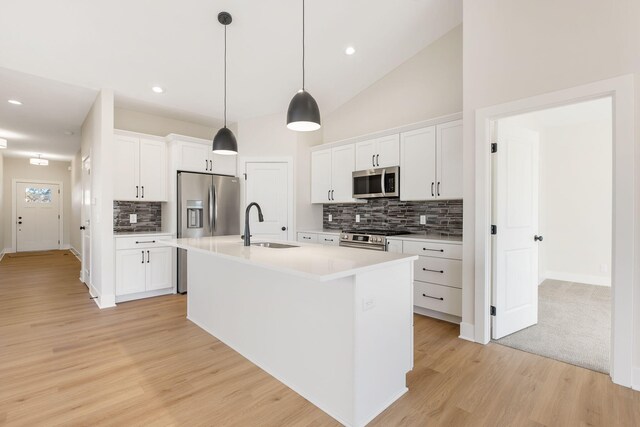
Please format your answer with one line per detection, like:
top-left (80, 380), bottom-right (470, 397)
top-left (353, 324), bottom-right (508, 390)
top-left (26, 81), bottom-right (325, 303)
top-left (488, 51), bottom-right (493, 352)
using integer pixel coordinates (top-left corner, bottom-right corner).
top-left (422, 268), bottom-right (444, 273)
top-left (135, 240), bottom-right (156, 244)
top-left (423, 248), bottom-right (444, 252)
top-left (324, 238), bottom-right (332, 241)
top-left (303, 237), bottom-right (311, 239)
top-left (422, 293), bottom-right (444, 301)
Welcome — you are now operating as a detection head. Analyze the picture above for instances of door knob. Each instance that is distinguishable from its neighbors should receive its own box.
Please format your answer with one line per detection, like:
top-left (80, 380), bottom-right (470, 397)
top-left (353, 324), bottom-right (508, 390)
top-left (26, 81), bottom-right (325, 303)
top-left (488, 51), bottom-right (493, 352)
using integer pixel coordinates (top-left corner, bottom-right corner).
top-left (18, 221), bottom-right (22, 225)
top-left (80, 226), bottom-right (86, 230)
top-left (281, 226), bottom-right (287, 231)
top-left (534, 235), bottom-right (543, 242)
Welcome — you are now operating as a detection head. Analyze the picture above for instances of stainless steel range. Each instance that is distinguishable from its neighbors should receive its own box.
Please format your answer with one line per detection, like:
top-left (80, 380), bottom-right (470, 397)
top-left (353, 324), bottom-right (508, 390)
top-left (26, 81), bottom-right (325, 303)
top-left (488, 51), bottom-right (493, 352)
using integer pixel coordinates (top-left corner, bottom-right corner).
top-left (339, 229), bottom-right (406, 251)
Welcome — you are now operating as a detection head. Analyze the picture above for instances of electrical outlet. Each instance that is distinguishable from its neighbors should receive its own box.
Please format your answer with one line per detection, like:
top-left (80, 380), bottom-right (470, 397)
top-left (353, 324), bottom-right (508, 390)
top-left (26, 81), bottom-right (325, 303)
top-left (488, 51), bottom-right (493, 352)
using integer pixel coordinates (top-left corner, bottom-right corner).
top-left (420, 215), bottom-right (426, 225)
top-left (355, 214), bottom-right (361, 223)
top-left (328, 214), bottom-right (333, 222)
top-left (130, 214), bottom-right (137, 224)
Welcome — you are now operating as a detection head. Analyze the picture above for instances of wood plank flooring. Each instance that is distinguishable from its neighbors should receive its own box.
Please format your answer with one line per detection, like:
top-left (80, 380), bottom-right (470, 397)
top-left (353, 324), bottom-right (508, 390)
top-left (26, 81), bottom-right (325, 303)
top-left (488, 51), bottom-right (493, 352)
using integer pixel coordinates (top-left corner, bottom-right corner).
top-left (0, 251), bottom-right (638, 426)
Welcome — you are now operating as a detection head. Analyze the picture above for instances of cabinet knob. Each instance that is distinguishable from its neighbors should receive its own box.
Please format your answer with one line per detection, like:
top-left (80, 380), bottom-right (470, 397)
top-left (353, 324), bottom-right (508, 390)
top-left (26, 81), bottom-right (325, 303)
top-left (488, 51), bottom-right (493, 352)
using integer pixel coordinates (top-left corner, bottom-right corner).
top-left (534, 235), bottom-right (544, 242)
top-left (281, 226), bottom-right (287, 231)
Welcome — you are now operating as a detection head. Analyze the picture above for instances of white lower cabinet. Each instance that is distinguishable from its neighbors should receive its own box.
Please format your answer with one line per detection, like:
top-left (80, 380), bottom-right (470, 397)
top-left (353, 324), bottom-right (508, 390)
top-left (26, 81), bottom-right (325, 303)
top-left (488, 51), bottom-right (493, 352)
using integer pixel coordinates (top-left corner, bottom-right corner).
top-left (297, 231), bottom-right (340, 246)
top-left (387, 236), bottom-right (462, 322)
top-left (115, 234), bottom-right (175, 301)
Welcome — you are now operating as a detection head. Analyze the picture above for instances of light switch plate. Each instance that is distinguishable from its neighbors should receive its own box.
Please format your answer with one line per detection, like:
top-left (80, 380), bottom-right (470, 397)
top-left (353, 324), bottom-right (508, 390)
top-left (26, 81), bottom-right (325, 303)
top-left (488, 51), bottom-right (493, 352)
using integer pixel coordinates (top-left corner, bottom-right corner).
top-left (328, 214), bottom-right (333, 222)
top-left (355, 214), bottom-right (361, 223)
top-left (420, 215), bottom-right (426, 225)
top-left (130, 214), bottom-right (137, 224)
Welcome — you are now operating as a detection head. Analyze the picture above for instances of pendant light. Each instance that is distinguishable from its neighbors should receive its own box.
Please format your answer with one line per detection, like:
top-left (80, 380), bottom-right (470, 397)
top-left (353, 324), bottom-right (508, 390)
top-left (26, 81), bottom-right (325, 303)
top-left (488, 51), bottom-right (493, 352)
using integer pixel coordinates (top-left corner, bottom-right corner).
top-left (286, 0), bottom-right (321, 132)
top-left (212, 12), bottom-right (238, 155)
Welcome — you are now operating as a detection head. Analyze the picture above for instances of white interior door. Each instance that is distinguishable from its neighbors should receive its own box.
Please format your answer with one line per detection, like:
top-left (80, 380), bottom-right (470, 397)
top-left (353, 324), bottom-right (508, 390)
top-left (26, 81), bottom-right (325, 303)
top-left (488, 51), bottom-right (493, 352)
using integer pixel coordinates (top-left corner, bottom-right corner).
top-left (492, 122), bottom-right (540, 339)
top-left (245, 162), bottom-right (289, 241)
top-left (16, 182), bottom-right (60, 252)
top-left (81, 156), bottom-right (91, 285)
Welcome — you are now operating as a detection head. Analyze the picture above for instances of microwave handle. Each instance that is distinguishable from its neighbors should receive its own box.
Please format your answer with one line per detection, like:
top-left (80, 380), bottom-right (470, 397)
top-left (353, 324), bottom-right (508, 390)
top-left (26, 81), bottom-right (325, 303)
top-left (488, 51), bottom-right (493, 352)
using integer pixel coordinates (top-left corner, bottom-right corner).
top-left (381, 168), bottom-right (386, 197)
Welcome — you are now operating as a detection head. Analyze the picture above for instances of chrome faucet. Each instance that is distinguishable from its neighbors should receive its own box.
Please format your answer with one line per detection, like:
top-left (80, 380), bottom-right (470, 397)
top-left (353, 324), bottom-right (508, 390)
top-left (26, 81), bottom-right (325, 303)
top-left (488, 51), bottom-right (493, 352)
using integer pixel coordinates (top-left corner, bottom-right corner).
top-left (244, 202), bottom-right (264, 246)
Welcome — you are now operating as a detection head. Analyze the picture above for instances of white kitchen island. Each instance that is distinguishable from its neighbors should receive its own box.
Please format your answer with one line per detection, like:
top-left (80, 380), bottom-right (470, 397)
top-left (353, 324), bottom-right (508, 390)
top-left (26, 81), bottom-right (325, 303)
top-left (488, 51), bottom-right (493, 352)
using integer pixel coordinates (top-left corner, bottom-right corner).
top-left (167, 235), bottom-right (417, 427)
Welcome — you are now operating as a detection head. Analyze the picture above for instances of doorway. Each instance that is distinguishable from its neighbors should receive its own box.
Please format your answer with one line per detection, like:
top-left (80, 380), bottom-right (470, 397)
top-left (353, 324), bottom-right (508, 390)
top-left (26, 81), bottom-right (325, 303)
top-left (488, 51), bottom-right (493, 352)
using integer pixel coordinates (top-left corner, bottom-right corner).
top-left (243, 160), bottom-right (292, 241)
top-left (81, 155), bottom-right (91, 286)
top-left (14, 180), bottom-right (62, 252)
top-left (490, 98), bottom-right (612, 373)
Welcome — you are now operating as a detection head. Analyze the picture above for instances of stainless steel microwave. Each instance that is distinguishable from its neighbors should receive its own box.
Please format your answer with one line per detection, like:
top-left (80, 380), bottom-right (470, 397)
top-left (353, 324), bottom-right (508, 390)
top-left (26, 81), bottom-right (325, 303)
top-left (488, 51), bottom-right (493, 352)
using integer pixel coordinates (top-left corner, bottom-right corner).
top-left (352, 166), bottom-right (399, 199)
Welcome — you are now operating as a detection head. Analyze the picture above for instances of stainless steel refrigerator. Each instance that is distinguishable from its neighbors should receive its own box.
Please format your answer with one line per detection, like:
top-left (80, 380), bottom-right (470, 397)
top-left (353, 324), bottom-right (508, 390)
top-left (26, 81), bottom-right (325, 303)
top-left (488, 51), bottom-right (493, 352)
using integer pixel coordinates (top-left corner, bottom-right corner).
top-left (177, 171), bottom-right (240, 293)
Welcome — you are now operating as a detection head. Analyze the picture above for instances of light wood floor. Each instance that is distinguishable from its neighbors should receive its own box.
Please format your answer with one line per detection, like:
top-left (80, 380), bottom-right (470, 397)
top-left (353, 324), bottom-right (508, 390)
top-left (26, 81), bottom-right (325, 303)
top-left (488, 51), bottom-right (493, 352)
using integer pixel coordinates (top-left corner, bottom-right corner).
top-left (0, 251), bottom-right (638, 426)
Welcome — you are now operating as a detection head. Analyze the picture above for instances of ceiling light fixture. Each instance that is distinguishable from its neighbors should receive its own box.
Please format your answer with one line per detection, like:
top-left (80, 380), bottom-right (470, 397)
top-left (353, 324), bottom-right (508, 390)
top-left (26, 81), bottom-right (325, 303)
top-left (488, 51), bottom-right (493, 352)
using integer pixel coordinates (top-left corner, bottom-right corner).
top-left (63, 130), bottom-right (75, 136)
top-left (8, 99), bottom-right (22, 105)
top-left (286, 0), bottom-right (321, 132)
top-left (212, 12), bottom-right (238, 155)
top-left (0, 138), bottom-right (7, 149)
top-left (345, 46), bottom-right (356, 55)
top-left (151, 86), bottom-right (164, 94)
top-left (30, 155), bottom-right (49, 166)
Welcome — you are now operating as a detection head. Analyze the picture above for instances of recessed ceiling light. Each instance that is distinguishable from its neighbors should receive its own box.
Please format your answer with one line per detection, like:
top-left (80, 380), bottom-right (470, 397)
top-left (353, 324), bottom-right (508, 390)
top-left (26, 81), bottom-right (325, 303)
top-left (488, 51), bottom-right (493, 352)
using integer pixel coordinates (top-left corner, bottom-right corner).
top-left (345, 46), bottom-right (356, 55)
top-left (0, 138), bottom-right (7, 149)
top-left (8, 99), bottom-right (22, 105)
top-left (151, 86), bottom-right (164, 94)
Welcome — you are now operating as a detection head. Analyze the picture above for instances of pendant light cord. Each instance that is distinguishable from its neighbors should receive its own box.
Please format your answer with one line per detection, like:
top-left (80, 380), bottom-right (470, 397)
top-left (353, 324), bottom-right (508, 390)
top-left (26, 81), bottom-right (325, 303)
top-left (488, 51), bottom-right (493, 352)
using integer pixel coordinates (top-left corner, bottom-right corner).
top-left (302, 0), bottom-right (305, 90)
top-left (224, 23), bottom-right (227, 127)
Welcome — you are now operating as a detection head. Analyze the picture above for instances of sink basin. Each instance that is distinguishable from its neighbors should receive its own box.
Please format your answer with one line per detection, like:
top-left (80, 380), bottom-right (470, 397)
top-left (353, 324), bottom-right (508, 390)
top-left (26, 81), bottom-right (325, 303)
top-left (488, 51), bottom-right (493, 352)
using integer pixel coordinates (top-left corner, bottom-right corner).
top-left (251, 242), bottom-right (299, 249)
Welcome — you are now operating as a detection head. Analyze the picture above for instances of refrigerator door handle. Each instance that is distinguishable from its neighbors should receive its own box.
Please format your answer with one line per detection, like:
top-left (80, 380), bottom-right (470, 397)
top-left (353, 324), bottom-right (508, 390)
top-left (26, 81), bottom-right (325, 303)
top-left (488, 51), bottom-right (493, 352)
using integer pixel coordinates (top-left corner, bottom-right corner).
top-left (212, 185), bottom-right (218, 232)
top-left (208, 185), bottom-right (214, 233)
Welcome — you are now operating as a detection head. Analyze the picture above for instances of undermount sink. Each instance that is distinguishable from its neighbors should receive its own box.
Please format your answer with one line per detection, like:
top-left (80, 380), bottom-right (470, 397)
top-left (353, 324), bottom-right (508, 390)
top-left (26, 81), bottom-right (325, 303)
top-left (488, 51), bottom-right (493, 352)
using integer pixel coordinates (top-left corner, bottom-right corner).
top-left (251, 242), bottom-right (299, 249)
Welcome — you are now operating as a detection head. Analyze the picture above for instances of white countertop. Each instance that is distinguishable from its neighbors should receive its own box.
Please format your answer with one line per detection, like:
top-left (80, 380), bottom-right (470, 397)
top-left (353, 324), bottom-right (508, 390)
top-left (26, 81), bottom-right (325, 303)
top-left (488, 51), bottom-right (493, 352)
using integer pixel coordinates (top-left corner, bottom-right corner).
top-left (166, 235), bottom-right (417, 281)
top-left (387, 233), bottom-right (462, 244)
top-left (296, 228), bottom-right (342, 236)
top-left (114, 231), bottom-right (174, 238)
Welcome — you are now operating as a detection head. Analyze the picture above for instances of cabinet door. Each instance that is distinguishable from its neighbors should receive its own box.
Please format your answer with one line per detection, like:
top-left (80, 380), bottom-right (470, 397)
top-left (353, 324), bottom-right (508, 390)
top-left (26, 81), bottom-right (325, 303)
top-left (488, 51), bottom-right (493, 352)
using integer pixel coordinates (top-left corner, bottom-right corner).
top-left (139, 138), bottom-right (167, 201)
top-left (386, 239), bottom-right (403, 253)
top-left (145, 247), bottom-right (173, 291)
top-left (400, 127), bottom-right (436, 201)
top-left (113, 135), bottom-right (140, 200)
top-left (355, 139), bottom-right (377, 170)
top-left (116, 249), bottom-right (147, 295)
top-left (317, 233), bottom-right (339, 246)
top-left (331, 145), bottom-right (356, 203)
top-left (436, 120), bottom-right (463, 200)
top-left (376, 134), bottom-right (400, 167)
top-left (311, 149), bottom-right (332, 203)
top-left (178, 142), bottom-right (210, 173)
top-left (211, 152), bottom-right (237, 176)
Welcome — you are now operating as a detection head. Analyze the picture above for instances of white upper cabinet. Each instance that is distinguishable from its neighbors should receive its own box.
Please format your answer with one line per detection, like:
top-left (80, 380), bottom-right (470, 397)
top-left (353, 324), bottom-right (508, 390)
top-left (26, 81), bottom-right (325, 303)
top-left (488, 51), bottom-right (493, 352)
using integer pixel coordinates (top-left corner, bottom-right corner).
top-left (172, 138), bottom-right (237, 176)
top-left (400, 126), bottom-right (437, 201)
top-left (436, 120), bottom-right (463, 199)
top-left (355, 135), bottom-right (400, 170)
top-left (311, 145), bottom-right (357, 203)
top-left (114, 133), bottom-right (167, 201)
top-left (311, 149), bottom-right (333, 203)
top-left (400, 120), bottom-right (462, 201)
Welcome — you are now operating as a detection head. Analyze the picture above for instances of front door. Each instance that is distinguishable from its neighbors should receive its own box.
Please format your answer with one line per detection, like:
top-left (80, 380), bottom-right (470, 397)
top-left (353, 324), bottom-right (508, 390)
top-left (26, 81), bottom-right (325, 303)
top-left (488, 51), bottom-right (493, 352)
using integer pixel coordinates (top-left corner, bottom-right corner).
top-left (492, 122), bottom-right (540, 339)
top-left (16, 182), bottom-right (61, 252)
top-left (245, 162), bottom-right (289, 241)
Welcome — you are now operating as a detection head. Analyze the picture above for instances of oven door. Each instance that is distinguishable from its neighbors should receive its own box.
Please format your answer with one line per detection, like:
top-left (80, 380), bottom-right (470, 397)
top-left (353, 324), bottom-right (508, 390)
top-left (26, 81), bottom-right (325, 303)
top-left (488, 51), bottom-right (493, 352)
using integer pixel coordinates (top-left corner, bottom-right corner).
top-left (339, 241), bottom-right (386, 251)
top-left (352, 167), bottom-right (399, 199)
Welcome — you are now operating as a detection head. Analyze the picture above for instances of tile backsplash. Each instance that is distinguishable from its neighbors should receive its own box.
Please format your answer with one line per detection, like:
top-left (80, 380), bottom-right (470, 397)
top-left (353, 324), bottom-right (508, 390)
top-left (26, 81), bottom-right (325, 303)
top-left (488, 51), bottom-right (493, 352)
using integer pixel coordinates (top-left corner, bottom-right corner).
top-left (113, 201), bottom-right (162, 233)
top-left (323, 199), bottom-right (462, 237)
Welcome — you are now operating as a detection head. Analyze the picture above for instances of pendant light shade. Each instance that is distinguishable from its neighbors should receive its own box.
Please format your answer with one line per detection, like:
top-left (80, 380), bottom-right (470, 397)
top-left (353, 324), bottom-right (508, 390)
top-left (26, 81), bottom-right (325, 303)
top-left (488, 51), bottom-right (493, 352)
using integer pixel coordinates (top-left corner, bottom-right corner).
top-left (212, 12), bottom-right (238, 155)
top-left (286, 0), bottom-right (321, 132)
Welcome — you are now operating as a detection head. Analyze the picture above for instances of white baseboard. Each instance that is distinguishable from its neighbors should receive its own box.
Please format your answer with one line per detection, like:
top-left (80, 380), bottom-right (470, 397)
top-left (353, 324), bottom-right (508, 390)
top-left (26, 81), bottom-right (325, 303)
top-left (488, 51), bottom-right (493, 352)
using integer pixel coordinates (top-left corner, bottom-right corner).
top-left (413, 305), bottom-right (461, 324)
top-left (458, 322), bottom-right (476, 342)
top-left (542, 271), bottom-right (611, 287)
top-left (69, 246), bottom-right (81, 260)
top-left (633, 366), bottom-right (640, 391)
top-left (88, 285), bottom-right (116, 309)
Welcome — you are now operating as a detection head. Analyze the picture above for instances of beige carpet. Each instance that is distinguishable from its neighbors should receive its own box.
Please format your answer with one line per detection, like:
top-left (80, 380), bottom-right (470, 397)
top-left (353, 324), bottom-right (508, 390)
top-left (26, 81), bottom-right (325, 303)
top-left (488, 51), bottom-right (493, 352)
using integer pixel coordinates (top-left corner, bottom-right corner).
top-left (494, 280), bottom-right (610, 374)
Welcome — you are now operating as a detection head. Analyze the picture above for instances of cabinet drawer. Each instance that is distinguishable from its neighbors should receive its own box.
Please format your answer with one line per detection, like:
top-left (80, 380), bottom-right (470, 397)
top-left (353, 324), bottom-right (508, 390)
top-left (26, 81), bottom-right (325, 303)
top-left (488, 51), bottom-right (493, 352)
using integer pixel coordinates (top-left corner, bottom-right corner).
top-left (318, 233), bottom-right (339, 246)
top-left (403, 240), bottom-right (462, 260)
top-left (115, 234), bottom-right (173, 250)
top-left (297, 232), bottom-right (318, 243)
top-left (414, 282), bottom-right (461, 316)
top-left (414, 257), bottom-right (462, 288)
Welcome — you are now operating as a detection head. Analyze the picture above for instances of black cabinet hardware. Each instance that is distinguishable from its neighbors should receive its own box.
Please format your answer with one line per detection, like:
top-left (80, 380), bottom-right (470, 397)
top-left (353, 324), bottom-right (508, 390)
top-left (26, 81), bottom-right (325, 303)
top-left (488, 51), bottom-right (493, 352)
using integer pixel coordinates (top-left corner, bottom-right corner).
top-left (205, 159), bottom-right (208, 171)
top-left (372, 155), bottom-right (375, 167)
top-left (146, 250), bottom-right (150, 263)
top-left (423, 248), bottom-right (444, 252)
top-left (331, 190), bottom-right (334, 200)
top-left (422, 293), bottom-right (444, 301)
top-left (437, 182), bottom-right (441, 196)
top-left (141, 251), bottom-right (144, 263)
top-left (80, 226), bottom-right (86, 230)
top-left (135, 240), bottom-right (156, 244)
top-left (136, 185), bottom-right (139, 198)
top-left (281, 226), bottom-right (287, 231)
top-left (376, 154), bottom-right (379, 166)
top-left (141, 186), bottom-right (144, 198)
top-left (422, 268), bottom-right (444, 273)
top-left (534, 235), bottom-right (544, 242)
top-left (431, 182), bottom-right (434, 197)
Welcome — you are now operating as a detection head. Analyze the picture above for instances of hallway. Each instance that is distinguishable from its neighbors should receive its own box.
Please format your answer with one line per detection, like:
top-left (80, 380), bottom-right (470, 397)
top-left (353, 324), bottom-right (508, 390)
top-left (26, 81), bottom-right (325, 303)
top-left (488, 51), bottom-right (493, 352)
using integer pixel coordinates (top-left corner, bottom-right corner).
top-left (0, 252), bottom-right (638, 426)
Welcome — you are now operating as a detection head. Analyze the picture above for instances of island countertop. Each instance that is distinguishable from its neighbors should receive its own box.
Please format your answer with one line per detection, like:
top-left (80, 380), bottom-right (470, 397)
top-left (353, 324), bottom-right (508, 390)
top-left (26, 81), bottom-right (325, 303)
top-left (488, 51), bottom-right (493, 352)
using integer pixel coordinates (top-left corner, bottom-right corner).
top-left (166, 235), bottom-right (417, 282)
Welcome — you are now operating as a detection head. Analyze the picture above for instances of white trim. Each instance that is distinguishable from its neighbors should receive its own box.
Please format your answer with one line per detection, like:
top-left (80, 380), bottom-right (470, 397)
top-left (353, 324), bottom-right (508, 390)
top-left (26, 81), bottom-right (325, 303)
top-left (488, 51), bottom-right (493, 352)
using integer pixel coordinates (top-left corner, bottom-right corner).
top-left (458, 322), bottom-right (475, 342)
top-left (633, 366), bottom-right (640, 391)
top-left (314, 112), bottom-right (463, 151)
top-left (12, 178), bottom-right (64, 252)
top-left (413, 305), bottom-right (461, 324)
top-left (472, 74), bottom-right (635, 388)
top-left (115, 288), bottom-right (174, 303)
top-left (0, 249), bottom-right (4, 262)
top-left (542, 271), bottom-right (611, 287)
top-left (239, 157), bottom-right (295, 242)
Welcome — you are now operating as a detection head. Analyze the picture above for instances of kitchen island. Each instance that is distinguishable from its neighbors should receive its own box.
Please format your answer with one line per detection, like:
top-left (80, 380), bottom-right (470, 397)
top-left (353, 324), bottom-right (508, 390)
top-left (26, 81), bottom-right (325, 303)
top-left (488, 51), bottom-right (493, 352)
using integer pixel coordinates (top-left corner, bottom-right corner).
top-left (167, 235), bottom-right (417, 427)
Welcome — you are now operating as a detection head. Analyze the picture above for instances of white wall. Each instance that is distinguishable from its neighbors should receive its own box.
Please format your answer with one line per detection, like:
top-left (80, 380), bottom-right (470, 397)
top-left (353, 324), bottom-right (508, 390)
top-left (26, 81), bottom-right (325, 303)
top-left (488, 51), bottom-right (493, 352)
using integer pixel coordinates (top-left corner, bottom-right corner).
top-left (114, 107), bottom-right (223, 139)
top-left (462, 0), bottom-right (640, 381)
top-left (0, 153), bottom-right (4, 255)
top-left (322, 25), bottom-right (462, 143)
top-left (237, 112), bottom-right (323, 232)
top-left (81, 89), bottom-right (115, 307)
top-left (70, 150), bottom-right (82, 253)
top-left (2, 156), bottom-right (72, 251)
